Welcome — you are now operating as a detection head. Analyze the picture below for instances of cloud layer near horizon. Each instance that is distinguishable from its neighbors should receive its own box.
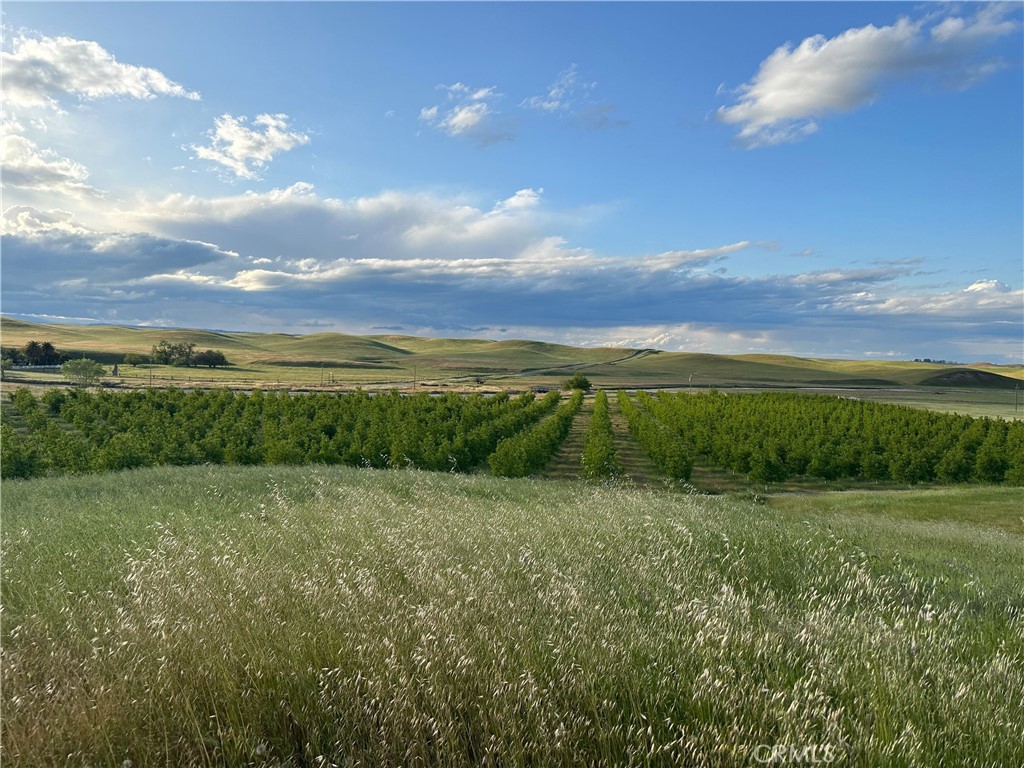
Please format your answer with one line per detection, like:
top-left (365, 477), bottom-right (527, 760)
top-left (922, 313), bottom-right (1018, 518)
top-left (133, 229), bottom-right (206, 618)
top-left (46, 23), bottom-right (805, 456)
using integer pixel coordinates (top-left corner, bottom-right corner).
top-left (2, 185), bottom-right (1019, 361)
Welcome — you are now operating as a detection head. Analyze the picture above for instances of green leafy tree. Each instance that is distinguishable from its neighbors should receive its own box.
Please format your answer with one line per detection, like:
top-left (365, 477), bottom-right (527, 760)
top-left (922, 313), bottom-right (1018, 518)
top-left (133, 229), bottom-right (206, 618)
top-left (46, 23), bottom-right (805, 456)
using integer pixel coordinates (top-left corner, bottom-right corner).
top-left (193, 349), bottom-right (229, 368)
top-left (62, 358), bottom-right (105, 388)
top-left (1, 422), bottom-right (44, 479)
top-left (151, 340), bottom-right (196, 366)
top-left (563, 372), bottom-right (592, 391)
top-left (123, 353), bottom-right (146, 367)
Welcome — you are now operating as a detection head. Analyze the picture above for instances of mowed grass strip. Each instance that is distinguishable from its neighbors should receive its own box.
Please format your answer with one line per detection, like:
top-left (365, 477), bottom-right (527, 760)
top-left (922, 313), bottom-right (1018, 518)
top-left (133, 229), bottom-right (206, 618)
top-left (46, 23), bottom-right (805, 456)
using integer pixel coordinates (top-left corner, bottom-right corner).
top-left (2, 466), bottom-right (1022, 767)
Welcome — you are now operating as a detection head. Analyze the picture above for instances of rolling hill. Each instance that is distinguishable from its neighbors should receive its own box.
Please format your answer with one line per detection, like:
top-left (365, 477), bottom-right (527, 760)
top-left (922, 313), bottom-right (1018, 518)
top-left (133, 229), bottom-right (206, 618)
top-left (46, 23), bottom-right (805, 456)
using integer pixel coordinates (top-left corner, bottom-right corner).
top-left (2, 316), bottom-right (1020, 392)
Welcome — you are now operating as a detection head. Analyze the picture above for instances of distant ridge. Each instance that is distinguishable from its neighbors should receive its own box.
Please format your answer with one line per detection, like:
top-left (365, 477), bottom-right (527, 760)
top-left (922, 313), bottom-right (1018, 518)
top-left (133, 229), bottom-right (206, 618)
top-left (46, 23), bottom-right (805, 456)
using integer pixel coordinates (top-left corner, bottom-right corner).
top-left (920, 369), bottom-right (1020, 389)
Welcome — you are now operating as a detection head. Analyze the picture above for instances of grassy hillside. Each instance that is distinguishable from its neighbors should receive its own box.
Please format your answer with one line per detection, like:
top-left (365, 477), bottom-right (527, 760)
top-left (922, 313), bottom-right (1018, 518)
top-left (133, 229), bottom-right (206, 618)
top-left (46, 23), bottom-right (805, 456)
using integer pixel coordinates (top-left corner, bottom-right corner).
top-left (2, 466), bottom-right (1021, 766)
top-left (2, 317), bottom-right (1020, 412)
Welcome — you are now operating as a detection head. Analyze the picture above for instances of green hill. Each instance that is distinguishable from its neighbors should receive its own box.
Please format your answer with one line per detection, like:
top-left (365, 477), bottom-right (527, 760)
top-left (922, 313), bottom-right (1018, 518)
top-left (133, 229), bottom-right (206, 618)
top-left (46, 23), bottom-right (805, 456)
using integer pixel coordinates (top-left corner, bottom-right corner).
top-left (2, 316), bottom-right (1020, 396)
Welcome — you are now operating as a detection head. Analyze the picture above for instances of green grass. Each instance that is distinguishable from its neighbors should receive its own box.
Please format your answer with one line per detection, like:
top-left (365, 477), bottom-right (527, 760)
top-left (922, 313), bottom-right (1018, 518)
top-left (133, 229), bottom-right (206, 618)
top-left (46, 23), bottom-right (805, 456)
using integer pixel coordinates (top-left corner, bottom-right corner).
top-left (768, 486), bottom-right (1024, 536)
top-left (3, 467), bottom-right (1022, 766)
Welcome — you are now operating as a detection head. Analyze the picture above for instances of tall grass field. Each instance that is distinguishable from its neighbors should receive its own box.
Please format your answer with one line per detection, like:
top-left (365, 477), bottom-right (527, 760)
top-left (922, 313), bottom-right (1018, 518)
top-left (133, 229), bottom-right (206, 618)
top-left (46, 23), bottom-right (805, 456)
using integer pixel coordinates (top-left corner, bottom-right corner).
top-left (2, 466), bottom-right (1022, 766)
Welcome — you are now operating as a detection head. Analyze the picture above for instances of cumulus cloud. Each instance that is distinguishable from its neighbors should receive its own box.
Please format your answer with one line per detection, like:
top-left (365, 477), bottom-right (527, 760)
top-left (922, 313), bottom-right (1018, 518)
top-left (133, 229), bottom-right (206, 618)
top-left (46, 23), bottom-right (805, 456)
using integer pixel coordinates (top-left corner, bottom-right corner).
top-left (1, 206), bottom-right (239, 311)
top-left (1, 206), bottom-right (93, 236)
top-left (0, 132), bottom-right (104, 198)
top-left (717, 5), bottom-right (1019, 147)
top-left (189, 113), bottom-right (311, 180)
top-left (419, 82), bottom-right (513, 146)
top-left (1, 32), bottom-right (199, 109)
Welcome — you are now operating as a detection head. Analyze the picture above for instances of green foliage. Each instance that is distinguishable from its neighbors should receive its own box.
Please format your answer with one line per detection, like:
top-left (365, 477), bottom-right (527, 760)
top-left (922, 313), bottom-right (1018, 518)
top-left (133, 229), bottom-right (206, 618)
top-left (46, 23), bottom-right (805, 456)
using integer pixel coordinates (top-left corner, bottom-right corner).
top-left (149, 342), bottom-right (226, 368)
top-left (20, 340), bottom-right (59, 365)
top-left (61, 358), bottom-right (105, 387)
top-left (6, 387), bottom-right (560, 478)
top-left (192, 349), bottom-right (229, 368)
top-left (489, 390), bottom-right (583, 477)
top-left (639, 391), bottom-right (1023, 486)
top-left (580, 390), bottom-right (622, 480)
top-left (617, 391), bottom-right (692, 481)
top-left (123, 352), bottom-right (146, 367)
top-left (1, 421), bottom-right (44, 479)
top-left (563, 372), bottom-right (592, 391)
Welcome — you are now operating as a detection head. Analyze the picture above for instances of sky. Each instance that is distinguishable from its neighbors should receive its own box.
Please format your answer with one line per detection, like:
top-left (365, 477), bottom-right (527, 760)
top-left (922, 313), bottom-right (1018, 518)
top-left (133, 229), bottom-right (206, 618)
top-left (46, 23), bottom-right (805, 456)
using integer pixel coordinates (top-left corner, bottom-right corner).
top-left (1, 1), bottom-right (1022, 363)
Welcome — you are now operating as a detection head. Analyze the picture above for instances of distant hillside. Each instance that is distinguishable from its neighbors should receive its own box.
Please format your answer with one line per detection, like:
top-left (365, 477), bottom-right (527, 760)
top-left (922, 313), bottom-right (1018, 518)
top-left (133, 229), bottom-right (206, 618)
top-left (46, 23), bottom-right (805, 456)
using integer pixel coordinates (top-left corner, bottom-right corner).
top-left (2, 316), bottom-right (1020, 391)
top-left (919, 369), bottom-right (1021, 389)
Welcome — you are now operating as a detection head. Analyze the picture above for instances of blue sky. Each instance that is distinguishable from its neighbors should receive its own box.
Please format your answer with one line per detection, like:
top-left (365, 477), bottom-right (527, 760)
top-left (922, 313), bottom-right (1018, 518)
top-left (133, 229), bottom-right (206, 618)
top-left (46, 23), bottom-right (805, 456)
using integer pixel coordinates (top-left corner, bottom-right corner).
top-left (2, 2), bottom-right (1022, 362)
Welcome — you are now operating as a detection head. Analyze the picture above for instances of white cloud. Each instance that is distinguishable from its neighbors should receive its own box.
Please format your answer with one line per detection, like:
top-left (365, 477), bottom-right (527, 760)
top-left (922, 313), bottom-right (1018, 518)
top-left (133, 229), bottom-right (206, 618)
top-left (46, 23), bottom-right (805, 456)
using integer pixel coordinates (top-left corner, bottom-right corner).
top-left (0, 206), bottom-right (93, 236)
top-left (0, 133), bottom-right (104, 198)
top-left (3, 187), bottom-right (1020, 362)
top-left (419, 82), bottom-right (513, 146)
top-left (717, 5), bottom-right (1019, 147)
top-left (189, 114), bottom-right (311, 180)
top-left (1, 32), bottom-right (200, 109)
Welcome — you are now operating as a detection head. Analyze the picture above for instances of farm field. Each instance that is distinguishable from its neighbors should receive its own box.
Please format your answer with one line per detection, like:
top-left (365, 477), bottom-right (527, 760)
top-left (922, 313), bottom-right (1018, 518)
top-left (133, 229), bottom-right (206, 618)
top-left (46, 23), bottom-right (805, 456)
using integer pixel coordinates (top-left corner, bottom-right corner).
top-left (3, 317), bottom-right (1021, 420)
top-left (3, 387), bottom-right (1021, 488)
top-left (3, 320), bottom-right (1023, 766)
top-left (2, 465), bottom-right (1022, 767)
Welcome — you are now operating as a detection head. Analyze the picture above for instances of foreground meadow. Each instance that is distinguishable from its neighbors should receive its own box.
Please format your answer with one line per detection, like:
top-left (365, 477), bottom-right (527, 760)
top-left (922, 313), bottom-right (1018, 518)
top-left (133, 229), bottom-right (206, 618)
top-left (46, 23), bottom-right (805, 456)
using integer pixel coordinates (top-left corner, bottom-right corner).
top-left (2, 467), bottom-right (1022, 766)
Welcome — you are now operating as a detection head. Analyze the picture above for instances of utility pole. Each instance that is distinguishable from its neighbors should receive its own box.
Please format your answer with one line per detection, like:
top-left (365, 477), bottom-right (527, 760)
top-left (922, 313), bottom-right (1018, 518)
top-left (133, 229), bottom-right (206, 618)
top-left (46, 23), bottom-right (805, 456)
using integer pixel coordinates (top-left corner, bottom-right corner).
top-left (1015, 383), bottom-right (1019, 414)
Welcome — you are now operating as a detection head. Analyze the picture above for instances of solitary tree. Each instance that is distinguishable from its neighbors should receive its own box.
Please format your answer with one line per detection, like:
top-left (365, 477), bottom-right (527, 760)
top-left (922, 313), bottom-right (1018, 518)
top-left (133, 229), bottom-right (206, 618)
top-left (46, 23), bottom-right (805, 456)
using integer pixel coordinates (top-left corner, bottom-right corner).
top-left (123, 352), bottom-right (146, 367)
top-left (563, 372), bottom-right (592, 391)
top-left (193, 349), bottom-right (229, 368)
top-left (62, 358), bottom-right (105, 387)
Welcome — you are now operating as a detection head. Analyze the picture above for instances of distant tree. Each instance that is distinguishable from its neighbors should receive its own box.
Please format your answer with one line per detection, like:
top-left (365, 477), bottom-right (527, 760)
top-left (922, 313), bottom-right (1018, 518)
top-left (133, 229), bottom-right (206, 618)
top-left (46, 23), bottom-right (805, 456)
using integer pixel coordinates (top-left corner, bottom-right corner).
top-left (22, 341), bottom-right (43, 365)
top-left (563, 372), bottom-right (592, 391)
top-left (151, 341), bottom-right (173, 365)
top-left (20, 341), bottom-right (60, 365)
top-left (193, 349), bottom-right (229, 368)
top-left (151, 340), bottom-right (197, 366)
top-left (123, 352), bottom-right (146, 367)
top-left (40, 342), bottom-right (58, 364)
top-left (1, 357), bottom-right (13, 379)
top-left (61, 358), bottom-right (105, 387)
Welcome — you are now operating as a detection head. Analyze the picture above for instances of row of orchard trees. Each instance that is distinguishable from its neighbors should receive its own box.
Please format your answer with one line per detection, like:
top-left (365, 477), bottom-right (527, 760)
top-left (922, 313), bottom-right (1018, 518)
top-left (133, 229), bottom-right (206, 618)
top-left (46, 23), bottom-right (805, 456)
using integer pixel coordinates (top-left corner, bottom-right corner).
top-left (1, 387), bottom-right (563, 479)
top-left (489, 390), bottom-right (583, 477)
top-left (635, 391), bottom-right (1024, 485)
top-left (580, 390), bottom-right (621, 480)
top-left (617, 392), bottom-right (692, 481)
